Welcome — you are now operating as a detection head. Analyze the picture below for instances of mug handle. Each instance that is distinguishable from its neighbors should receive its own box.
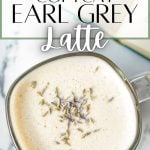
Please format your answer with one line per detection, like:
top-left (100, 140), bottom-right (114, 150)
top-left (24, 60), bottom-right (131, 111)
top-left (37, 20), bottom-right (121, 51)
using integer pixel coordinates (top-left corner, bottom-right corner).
top-left (130, 72), bottom-right (150, 103)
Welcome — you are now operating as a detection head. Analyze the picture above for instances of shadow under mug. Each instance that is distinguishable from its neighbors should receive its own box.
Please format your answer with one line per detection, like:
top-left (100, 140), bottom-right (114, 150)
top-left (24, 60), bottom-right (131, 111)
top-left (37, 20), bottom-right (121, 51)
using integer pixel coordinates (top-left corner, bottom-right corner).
top-left (5, 52), bottom-right (150, 150)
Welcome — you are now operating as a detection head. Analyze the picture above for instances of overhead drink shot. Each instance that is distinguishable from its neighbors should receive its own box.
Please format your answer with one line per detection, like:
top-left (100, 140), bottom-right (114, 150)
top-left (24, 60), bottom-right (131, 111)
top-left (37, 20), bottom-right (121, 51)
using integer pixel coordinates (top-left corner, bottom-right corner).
top-left (1, 0), bottom-right (150, 149)
top-left (6, 53), bottom-right (141, 150)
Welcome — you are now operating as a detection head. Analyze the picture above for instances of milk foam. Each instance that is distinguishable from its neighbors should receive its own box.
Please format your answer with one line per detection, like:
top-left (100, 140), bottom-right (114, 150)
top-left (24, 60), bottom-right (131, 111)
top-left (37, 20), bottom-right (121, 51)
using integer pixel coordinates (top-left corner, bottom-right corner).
top-left (10, 56), bottom-right (138, 150)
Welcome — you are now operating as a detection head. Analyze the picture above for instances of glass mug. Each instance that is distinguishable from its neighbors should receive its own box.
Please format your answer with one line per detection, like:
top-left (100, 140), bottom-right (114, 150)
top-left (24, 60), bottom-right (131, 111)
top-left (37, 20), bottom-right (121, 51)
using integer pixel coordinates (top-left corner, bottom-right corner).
top-left (6, 52), bottom-right (150, 150)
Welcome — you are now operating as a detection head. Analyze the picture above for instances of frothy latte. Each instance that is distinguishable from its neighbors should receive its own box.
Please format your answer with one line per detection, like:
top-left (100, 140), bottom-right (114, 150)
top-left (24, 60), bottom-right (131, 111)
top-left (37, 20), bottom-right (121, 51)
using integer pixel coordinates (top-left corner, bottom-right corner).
top-left (9, 55), bottom-right (138, 150)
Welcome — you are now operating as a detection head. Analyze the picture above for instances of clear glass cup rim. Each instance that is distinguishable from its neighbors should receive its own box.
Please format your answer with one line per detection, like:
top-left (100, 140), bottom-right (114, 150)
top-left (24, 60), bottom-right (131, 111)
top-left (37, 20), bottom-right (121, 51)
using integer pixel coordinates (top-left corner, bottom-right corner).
top-left (5, 52), bottom-right (142, 150)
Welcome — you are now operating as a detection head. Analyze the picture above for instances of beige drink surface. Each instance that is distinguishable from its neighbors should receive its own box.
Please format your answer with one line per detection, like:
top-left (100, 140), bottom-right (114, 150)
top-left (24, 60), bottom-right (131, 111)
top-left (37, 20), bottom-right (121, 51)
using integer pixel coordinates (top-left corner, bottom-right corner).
top-left (10, 56), bottom-right (138, 150)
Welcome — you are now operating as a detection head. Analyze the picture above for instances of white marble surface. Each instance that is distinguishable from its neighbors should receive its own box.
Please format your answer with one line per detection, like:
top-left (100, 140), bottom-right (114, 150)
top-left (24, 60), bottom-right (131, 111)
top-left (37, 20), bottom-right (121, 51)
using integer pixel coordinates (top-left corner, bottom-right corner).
top-left (0, 39), bottom-right (150, 150)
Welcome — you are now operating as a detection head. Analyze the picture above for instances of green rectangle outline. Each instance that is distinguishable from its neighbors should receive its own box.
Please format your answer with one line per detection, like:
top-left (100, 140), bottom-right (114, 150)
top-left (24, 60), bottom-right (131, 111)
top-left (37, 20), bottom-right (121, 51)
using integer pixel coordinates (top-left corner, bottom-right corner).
top-left (0, 0), bottom-right (149, 40)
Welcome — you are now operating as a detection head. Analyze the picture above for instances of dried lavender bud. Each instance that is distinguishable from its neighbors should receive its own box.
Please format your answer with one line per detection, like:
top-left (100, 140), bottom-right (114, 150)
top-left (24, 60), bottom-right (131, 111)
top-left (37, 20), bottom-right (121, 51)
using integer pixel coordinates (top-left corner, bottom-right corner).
top-left (95, 66), bottom-right (99, 72)
top-left (31, 81), bottom-right (37, 88)
top-left (42, 111), bottom-right (49, 117)
top-left (77, 128), bottom-right (84, 133)
top-left (93, 128), bottom-right (101, 133)
top-left (37, 82), bottom-right (50, 97)
top-left (82, 132), bottom-right (91, 138)
top-left (39, 99), bottom-right (45, 105)
top-left (55, 141), bottom-right (60, 145)
top-left (108, 97), bottom-right (114, 102)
